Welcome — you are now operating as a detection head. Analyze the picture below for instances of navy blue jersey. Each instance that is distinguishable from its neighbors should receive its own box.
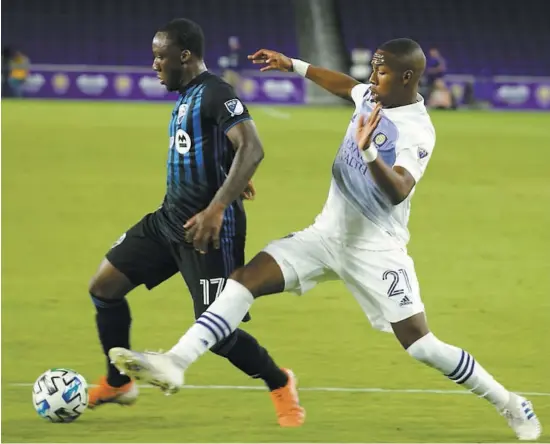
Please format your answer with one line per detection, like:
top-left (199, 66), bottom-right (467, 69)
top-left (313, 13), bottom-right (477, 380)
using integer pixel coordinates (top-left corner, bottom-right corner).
top-left (157, 71), bottom-right (251, 242)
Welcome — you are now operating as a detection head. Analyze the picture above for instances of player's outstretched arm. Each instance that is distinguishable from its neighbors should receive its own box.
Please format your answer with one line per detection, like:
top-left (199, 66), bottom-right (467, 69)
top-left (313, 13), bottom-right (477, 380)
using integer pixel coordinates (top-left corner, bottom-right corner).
top-left (249, 49), bottom-right (360, 100)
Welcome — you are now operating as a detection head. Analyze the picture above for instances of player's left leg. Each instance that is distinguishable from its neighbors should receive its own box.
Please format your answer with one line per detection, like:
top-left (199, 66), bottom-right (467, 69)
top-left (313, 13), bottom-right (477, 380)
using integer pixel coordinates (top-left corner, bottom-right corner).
top-left (342, 247), bottom-right (541, 440)
top-left (392, 313), bottom-right (541, 440)
top-left (177, 238), bottom-right (297, 417)
top-left (192, 237), bottom-right (305, 426)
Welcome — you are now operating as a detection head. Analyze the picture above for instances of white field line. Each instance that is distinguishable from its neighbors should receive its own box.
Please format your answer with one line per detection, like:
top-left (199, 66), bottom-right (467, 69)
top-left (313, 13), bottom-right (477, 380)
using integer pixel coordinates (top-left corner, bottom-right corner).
top-left (8, 382), bottom-right (550, 396)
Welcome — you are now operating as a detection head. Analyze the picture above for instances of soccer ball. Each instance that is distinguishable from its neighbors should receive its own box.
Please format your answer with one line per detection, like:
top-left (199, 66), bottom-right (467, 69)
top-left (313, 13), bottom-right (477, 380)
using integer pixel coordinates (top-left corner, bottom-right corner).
top-left (32, 368), bottom-right (88, 422)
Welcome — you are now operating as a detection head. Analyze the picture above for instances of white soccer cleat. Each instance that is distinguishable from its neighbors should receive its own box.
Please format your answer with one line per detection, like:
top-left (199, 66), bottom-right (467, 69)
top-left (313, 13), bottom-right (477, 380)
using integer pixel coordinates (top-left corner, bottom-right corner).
top-left (108, 347), bottom-right (184, 395)
top-left (500, 393), bottom-right (542, 440)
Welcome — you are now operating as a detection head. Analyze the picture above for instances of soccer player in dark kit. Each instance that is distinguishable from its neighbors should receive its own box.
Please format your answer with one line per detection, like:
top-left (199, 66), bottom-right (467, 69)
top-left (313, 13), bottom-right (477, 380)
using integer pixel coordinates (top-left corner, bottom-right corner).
top-left (87, 18), bottom-right (304, 427)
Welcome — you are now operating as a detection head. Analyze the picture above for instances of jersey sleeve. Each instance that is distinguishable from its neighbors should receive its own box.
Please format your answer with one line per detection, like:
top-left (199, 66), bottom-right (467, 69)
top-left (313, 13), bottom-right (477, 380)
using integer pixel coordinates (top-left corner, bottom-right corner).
top-left (350, 83), bottom-right (370, 109)
top-left (203, 82), bottom-right (252, 133)
top-left (393, 133), bottom-right (435, 183)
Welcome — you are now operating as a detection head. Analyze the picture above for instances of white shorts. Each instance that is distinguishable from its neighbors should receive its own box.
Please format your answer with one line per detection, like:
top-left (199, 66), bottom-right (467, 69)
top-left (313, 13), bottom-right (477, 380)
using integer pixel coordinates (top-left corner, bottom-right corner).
top-left (263, 226), bottom-right (425, 333)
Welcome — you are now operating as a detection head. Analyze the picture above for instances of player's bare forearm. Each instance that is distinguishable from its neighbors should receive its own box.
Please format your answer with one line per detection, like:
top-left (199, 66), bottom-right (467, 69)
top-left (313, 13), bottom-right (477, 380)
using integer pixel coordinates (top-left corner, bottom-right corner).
top-left (209, 120), bottom-right (264, 210)
top-left (305, 65), bottom-right (360, 100)
top-left (368, 161), bottom-right (416, 205)
top-left (210, 145), bottom-right (262, 210)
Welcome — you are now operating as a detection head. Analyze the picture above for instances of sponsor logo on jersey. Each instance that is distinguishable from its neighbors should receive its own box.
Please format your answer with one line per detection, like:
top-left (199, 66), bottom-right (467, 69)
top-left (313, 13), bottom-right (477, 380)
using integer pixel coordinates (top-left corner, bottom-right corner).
top-left (111, 233), bottom-right (126, 249)
top-left (418, 147), bottom-right (429, 160)
top-left (224, 98), bottom-right (244, 116)
top-left (373, 132), bottom-right (388, 147)
top-left (175, 129), bottom-right (192, 154)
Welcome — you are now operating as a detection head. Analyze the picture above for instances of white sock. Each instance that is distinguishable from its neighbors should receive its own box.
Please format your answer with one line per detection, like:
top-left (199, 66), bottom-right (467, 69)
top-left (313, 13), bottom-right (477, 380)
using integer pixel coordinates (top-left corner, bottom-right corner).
top-left (407, 333), bottom-right (511, 409)
top-left (168, 279), bottom-right (254, 369)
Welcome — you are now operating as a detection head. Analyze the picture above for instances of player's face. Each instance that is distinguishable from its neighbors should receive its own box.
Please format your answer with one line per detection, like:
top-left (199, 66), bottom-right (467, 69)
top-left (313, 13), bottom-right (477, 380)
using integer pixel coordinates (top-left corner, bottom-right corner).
top-left (369, 51), bottom-right (410, 106)
top-left (152, 32), bottom-right (185, 92)
top-left (369, 53), bottom-right (398, 105)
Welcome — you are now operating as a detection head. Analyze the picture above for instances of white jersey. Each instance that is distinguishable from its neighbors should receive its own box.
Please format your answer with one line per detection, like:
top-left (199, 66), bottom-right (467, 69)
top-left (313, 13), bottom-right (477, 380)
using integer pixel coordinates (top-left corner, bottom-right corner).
top-left (314, 83), bottom-right (436, 250)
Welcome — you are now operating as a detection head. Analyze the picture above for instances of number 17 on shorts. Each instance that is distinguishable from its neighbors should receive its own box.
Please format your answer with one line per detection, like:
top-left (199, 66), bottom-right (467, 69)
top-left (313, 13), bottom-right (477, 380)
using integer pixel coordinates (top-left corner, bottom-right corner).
top-left (199, 278), bottom-right (226, 305)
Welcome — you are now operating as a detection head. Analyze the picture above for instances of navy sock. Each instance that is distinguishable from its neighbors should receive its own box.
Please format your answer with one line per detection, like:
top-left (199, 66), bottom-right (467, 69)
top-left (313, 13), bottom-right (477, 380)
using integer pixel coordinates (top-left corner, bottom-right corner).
top-left (90, 294), bottom-right (132, 387)
top-left (224, 329), bottom-right (288, 391)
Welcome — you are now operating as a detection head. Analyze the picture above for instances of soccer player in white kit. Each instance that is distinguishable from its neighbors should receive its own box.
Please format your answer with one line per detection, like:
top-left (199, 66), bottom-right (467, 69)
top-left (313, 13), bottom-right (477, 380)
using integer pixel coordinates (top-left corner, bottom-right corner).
top-left (109, 38), bottom-right (541, 439)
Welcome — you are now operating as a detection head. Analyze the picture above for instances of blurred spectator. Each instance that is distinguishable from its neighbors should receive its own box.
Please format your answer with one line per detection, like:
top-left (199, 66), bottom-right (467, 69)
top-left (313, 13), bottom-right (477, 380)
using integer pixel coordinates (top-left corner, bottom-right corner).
top-left (227, 36), bottom-right (241, 69)
top-left (426, 48), bottom-right (447, 85)
top-left (4, 47), bottom-right (30, 98)
top-left (425, 47), bottom-right (455, 108)
top-left (220, 36), bottom-right (242, 91)
top-left (427, 78), bottom-right (455, 110)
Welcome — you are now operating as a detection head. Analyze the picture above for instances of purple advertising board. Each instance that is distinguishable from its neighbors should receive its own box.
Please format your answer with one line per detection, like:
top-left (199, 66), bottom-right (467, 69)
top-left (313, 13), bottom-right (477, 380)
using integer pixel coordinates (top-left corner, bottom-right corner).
top-left (489, 77), bottom-right (550, 110)
top-left (20, 65), bottom-right (550, 110)
top-left (446, 75), bottom-right (550, 110)
top-left (21, 65), bottom-right (306, 104)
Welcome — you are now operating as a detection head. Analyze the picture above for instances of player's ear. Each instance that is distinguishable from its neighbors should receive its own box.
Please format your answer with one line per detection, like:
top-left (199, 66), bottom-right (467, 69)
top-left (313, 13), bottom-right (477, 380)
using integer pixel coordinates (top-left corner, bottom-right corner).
top-left (181, 50), bottom-right (191, 64)
top-left (403, 70), bottom-right (413, 85)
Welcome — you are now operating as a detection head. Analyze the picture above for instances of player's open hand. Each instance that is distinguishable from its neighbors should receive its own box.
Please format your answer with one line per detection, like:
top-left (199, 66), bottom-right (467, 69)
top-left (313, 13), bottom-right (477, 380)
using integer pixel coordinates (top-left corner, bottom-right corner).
top-left (184, 203), bottom-right (225, 254)
top-left (248, 49), bottom-right (293, 72)
top-left (356, 103), bottom-right (382, 150)
top-left (241, 180), bottom-right (256, 201)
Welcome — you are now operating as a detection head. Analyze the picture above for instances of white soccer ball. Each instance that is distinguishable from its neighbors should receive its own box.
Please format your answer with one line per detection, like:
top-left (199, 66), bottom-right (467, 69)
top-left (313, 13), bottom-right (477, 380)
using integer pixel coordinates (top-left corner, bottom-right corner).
top-left (32, 368), bottom-right (88, 422)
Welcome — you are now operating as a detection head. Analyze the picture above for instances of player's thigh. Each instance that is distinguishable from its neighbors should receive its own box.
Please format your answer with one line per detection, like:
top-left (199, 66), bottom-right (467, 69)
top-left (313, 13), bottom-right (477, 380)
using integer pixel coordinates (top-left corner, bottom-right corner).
top-left (262, 227), bottom-right (339, 295)
top-left (340, 248), bottom-right (424, 333)
top-left (101, 214), bottom-right (179, 292)
top-left (175, 237), bottom-right (249, 319)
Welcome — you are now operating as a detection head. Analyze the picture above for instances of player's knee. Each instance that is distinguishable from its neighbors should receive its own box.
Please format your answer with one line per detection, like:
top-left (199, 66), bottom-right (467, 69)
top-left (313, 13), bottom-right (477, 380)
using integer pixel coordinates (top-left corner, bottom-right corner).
top-left (229, 252), bottom-right (285, 298)
top-left (89, 274), bottom-right (117, 300)
top-left (229, 266), bottom-right (252, 287)
top-left (210, 332), bottom-right (238, 357)
top-left (406, 332), bottom-right (444, 366)
top-left (228, 266), bottom-right (267, 298)
top-left (89, 259), bottom-right (134, 300)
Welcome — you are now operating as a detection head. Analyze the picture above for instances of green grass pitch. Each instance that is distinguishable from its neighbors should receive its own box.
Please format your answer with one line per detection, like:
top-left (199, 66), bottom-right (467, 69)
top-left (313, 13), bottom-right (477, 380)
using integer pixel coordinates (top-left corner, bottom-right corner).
top-left (2, 100), bottom-right (549, 443)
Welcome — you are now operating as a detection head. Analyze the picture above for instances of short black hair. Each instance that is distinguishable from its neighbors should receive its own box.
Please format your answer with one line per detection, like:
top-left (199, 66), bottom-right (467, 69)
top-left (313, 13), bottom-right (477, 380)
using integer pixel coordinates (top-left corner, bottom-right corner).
top-left (157, 18), bottom-right (204, 59)
top-left (379, 38), bottom-right (422, 57)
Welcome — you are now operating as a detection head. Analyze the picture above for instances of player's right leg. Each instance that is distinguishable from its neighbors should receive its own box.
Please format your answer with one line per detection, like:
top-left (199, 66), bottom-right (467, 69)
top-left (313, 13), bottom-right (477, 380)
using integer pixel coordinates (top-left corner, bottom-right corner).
top-left (88, 213), bottom-right (178, 409)
top-left (88, 258), bottom-right (137, 408)
top-left (109, 227), bottom-right (337, 413)
top-left (185, 237), bottom-right (306, 427)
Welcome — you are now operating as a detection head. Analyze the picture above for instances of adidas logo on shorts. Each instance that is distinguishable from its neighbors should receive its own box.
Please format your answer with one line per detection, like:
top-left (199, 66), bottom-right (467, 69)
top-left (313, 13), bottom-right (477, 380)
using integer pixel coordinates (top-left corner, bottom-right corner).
top-left (399, 295), bottom-right (413, 307)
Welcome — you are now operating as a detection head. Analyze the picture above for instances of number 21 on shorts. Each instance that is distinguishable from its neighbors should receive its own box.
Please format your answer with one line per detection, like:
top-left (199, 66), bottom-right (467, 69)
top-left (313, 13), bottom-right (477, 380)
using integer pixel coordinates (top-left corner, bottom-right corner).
top-left (199, 278), bottom-right (226, 305)
top-left (382, 269), bottom-right (412, 298)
